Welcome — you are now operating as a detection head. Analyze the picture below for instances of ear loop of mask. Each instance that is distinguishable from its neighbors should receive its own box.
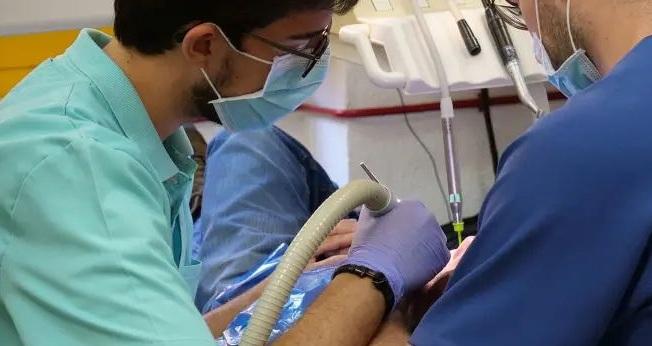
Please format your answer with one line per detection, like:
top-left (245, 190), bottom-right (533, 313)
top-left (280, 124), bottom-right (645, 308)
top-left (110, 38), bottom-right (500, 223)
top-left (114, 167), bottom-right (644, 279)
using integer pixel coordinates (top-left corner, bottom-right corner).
top-left (566, 0), bottom-right (578, 51)
top-left (200, 68), bottom-right (222, 99)
top-left (210, 24), bottom-right (273, 65)
top-left (199, 24), bottom-right (275, 100)
top-left (536, 0), bottom-right (578, 52)
top-left (535, 0), bottom-right (542, 38)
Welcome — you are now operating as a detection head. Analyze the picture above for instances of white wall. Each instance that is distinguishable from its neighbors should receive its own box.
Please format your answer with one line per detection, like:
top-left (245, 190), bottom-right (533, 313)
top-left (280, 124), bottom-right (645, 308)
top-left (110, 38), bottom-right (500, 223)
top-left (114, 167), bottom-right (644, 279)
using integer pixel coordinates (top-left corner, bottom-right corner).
top-left (278, 57), bottom-right (565, 222)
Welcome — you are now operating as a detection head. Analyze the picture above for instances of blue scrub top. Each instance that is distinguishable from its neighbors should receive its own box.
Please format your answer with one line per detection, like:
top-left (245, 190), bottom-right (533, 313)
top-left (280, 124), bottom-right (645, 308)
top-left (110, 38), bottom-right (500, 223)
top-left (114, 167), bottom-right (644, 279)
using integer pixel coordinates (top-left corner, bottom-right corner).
top-left (412, 36), bottom-right (652, 345)
top-left (0, 29), bottom-right (213, 345)
top-left (193, 126), bottom-right (342, 313)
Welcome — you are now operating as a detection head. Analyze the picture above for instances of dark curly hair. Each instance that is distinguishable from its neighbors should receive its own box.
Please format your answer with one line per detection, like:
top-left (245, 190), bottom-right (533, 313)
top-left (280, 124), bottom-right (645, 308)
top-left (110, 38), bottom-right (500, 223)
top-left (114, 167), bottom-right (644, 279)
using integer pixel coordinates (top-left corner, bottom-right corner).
top-left (114, 0), bottom-right (358, 55)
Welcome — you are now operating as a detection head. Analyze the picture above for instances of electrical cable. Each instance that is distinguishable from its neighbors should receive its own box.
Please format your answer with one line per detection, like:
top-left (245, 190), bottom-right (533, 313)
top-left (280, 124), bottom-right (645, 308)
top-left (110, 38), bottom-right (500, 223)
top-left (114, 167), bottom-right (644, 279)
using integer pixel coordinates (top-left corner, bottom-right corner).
top-left (397, 89), bottom-right (453, 223)
top-left (479, 89), bottom-right (499, 174)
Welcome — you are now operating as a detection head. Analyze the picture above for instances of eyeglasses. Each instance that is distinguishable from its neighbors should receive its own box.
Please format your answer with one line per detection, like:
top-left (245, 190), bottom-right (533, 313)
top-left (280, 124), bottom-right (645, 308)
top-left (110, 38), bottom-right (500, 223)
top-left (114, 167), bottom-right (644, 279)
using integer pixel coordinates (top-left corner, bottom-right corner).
top-left (249, 23), bottom-right (331, 78)
top-left (175, 23), bottom-right (331, 78)
top-left (491, 0), bottom-right (528, 31)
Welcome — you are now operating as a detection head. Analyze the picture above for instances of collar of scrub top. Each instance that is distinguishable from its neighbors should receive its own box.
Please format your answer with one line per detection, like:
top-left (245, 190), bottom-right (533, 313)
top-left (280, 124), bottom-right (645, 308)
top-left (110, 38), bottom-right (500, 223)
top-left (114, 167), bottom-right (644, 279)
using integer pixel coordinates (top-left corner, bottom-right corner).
top-left (65, 29), bottom-right (197, 183)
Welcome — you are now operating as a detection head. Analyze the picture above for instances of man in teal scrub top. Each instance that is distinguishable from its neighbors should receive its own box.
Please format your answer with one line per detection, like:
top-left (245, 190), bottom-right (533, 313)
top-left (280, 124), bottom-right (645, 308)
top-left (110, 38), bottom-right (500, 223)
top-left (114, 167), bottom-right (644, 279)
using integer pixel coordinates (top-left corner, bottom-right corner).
top-left (0, 1), bottom-right (452, 345)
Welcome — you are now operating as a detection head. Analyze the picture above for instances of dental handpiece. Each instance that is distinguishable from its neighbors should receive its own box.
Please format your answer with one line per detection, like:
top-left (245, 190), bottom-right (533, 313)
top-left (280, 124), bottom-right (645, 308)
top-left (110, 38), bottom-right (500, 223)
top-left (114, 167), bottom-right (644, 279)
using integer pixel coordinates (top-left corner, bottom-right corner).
top-left (482, 0), bottom-right (544, 119)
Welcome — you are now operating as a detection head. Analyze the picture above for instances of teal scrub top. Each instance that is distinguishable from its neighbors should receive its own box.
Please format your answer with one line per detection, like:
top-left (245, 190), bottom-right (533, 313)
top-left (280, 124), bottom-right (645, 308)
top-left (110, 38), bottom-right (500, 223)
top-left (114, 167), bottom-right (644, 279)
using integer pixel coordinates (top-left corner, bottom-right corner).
top-left (0, 29), bottom-right (215, 345)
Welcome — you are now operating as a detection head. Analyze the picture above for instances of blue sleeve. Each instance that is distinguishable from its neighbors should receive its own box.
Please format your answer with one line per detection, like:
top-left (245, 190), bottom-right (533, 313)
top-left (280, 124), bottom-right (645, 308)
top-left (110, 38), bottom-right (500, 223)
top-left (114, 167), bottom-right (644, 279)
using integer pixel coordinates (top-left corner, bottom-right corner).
top-left (411, 99), bottom-right (652, 345)
top-left (194, 128), bottom-right (312, 312)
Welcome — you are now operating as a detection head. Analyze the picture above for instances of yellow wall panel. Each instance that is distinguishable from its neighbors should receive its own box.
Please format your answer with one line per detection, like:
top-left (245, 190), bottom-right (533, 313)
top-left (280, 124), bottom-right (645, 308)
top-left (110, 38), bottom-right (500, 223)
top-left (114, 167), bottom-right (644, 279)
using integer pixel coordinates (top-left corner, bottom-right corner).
top-left (0, 27), bottom-right (113, 97)
top-left (0, 68), bottom-right (34, 95)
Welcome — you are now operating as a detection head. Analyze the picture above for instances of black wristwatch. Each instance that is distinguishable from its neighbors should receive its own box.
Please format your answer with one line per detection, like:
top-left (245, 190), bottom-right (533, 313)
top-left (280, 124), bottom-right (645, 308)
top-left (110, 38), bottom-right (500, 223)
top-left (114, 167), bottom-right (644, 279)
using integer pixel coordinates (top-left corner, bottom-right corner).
top-left (333, 264), bottom-right (395, 319)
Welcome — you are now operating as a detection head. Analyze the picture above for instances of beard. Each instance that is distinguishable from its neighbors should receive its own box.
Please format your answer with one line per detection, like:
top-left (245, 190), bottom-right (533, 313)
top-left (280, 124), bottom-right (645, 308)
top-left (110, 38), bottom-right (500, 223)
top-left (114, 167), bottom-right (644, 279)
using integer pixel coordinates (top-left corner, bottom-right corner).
top-left (188, 56), bottom-right (233, 124)
top-left (539, 0), bottom-right (589, 69)
top-left (190, 83), bottom-right (222, 124)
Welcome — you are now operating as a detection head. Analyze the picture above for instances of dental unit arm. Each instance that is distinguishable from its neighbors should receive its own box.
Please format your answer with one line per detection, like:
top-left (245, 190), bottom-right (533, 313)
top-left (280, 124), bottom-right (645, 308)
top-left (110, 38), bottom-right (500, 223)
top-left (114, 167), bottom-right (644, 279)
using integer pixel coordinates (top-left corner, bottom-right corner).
top-left (482, 0), bottom-right (545, 119)
top-left (240, 180), bottom-right (396, 346)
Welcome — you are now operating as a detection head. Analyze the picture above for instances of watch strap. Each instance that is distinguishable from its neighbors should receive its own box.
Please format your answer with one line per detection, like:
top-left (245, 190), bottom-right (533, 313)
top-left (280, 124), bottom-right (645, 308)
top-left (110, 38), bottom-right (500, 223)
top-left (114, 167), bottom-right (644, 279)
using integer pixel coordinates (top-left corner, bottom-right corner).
top-left (333, 264), bottom-right (395, 318)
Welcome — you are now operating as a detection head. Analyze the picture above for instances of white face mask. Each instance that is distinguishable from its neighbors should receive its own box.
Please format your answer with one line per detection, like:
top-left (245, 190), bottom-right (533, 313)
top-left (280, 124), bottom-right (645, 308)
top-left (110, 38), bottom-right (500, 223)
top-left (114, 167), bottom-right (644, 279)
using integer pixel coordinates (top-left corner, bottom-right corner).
top-left (200, 25), bottom-right (330, 132)
top-left (532, 0), bottom-right (601, 97)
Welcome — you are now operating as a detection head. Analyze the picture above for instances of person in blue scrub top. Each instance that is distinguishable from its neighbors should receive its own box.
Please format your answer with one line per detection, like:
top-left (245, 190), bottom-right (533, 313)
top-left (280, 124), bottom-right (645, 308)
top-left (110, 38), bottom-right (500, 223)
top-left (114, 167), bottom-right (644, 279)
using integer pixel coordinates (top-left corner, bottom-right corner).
top-left (193, 126), bottom-right (358, 313)
top-left (402, 0), bottom-right (652, 345)
top-left (0, 0), bottom-right (452, 345)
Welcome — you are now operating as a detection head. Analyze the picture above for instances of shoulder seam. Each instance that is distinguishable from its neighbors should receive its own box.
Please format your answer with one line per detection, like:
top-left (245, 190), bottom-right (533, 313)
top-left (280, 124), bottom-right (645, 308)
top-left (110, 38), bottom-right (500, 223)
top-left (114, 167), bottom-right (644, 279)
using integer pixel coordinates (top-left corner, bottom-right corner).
top-left (9, 136), bottom-right (157, 217)
top-left (9, 138), bottom-right (78, 217)
top-left (9, 83), bottom-right (78, 216)
top-left (63, 82), bottom-right (76, 118)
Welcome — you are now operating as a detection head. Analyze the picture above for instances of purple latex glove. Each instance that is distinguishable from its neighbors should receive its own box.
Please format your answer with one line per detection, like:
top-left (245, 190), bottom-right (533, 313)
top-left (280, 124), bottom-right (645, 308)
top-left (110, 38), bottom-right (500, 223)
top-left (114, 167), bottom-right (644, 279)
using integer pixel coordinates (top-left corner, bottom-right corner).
top-left (341, 200), bottom-right (450, 307)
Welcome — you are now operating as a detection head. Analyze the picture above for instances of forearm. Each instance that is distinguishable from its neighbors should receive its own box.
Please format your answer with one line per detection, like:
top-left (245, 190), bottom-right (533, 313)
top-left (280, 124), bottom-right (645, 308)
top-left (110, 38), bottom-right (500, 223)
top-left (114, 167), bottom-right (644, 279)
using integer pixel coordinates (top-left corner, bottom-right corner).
top-left (203, 279), bottom-right (268, 338)
top-left (202, 236), bottom-right (352, 339)
top-left (274, 273), bottom-right (386, 346)
top-left (370, 310), bottom-right (411, 346)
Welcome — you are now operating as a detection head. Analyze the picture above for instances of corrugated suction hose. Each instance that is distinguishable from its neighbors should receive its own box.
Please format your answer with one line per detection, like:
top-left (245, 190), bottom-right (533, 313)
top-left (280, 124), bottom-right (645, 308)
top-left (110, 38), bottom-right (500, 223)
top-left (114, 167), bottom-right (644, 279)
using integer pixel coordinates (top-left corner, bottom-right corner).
top-left (240, 179), bottom-right (394, 346)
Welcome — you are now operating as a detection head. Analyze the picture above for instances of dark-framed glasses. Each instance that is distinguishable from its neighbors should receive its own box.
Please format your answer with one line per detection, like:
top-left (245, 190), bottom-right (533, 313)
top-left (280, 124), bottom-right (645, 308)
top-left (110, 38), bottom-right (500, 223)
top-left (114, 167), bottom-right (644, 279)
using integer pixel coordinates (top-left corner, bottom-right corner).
top-left (249, 23), bottom-right (331, 78)
top-left (175, 22), bottom-right (331, 78)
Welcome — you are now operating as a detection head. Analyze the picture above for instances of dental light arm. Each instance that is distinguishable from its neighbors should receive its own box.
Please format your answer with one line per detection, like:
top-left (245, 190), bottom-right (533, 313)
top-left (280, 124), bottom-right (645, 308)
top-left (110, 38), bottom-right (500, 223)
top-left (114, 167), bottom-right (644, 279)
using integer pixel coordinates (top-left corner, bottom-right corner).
top-left (240, 180), bottom-right (395, 346)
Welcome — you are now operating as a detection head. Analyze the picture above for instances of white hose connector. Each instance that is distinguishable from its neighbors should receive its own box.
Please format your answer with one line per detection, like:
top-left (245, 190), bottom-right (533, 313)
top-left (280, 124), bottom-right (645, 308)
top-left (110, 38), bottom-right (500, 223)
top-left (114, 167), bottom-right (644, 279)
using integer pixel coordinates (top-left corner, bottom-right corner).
top-left (240, 180), bottom-right (393, 346)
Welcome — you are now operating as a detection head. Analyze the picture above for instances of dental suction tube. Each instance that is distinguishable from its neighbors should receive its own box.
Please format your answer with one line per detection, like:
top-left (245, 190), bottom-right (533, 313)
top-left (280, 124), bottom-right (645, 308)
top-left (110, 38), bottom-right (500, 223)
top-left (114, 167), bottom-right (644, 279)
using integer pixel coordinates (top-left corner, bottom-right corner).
top-left (409, 0), bottom-right (465, 242)
top-left (442, 113), bottom-right (463, 228)
top-left (240, 180), bottom-right (394, 346)
top-left (482, 0), bottom-right (545, 119)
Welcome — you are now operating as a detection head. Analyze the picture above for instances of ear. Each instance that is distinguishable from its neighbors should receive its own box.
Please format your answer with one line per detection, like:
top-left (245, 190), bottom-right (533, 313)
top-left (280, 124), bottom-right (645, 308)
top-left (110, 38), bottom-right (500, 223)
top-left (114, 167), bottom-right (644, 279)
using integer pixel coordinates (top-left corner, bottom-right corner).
top-left (180, 23), bottom-right (228, 67)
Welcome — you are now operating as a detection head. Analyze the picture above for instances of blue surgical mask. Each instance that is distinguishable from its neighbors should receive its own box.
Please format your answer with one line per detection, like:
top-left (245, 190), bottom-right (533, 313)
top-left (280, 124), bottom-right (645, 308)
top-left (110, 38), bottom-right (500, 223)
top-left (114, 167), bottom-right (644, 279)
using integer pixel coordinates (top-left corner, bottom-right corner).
top-left (532, 0), bottom-right (601, 97)
top-left (200, 26), bottom-right (330, 132)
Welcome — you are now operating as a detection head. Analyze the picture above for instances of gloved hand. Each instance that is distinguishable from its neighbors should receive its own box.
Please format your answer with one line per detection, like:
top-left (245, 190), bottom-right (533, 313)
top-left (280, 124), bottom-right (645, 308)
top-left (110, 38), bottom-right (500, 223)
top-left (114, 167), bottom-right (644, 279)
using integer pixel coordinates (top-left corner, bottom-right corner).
top-left (341, 200), bottom-right (450, 307)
